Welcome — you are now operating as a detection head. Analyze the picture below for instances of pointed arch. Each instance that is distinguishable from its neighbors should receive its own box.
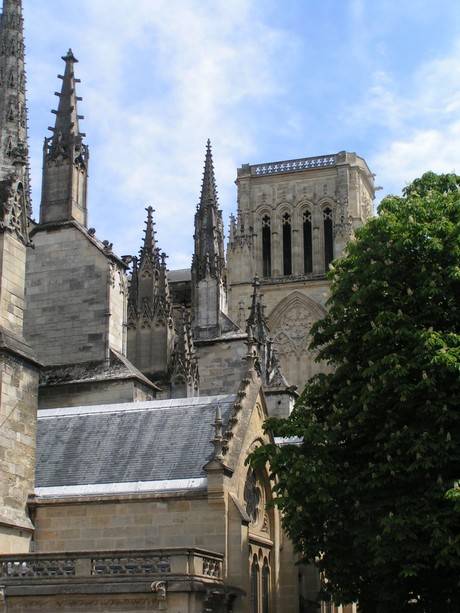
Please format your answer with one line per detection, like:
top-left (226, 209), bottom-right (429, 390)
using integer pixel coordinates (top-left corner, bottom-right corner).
top-left (301, 206), bottom-right (313, 273)
top-left (323, 205), bottom-right (334, 269)
top-left (261, 213), bottom-right (271, 278)
top-left (268, 291), bottom-right (326, 380)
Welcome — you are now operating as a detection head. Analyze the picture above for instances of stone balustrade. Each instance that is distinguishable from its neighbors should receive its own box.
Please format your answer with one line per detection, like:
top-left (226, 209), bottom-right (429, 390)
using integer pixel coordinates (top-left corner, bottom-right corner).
top-left (0, 547), bottom-right (223, 583)
top-left (236, 154), bottom-right (337, 178)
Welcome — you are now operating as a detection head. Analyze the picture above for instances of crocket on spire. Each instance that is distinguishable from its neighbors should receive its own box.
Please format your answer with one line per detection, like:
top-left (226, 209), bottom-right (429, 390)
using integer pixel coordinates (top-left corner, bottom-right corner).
top-left (192, 139), bottom-right (225, 282)
top-left (40, 49), bottom-right (89, 226)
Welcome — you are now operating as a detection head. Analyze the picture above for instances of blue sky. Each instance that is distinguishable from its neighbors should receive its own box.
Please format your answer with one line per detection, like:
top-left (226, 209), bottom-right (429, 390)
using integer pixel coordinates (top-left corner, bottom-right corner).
top-left (22, 0), bottom-right (460, 268)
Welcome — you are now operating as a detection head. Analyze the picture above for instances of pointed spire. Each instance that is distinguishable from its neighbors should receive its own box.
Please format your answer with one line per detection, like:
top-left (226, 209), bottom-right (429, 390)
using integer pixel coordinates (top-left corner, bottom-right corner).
top-left (127, 207), bottom-right (175, 381)
top-left (40, 49), bottom-right (88, 225)
top-left (200, 139), bottom-right (219, 210)
top-left (0, 0), bottom-right (31, 220)
top-left (47, 49), bottom-right (85, 156)
top-left (139, 206), bottom-right (158, 263)
top-left (192, 140), bottom-right (225, 282)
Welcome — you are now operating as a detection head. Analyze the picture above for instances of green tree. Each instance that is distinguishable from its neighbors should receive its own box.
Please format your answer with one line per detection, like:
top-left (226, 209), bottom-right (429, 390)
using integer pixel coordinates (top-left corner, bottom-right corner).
top-left (250, 172), bottom-right (460, 612)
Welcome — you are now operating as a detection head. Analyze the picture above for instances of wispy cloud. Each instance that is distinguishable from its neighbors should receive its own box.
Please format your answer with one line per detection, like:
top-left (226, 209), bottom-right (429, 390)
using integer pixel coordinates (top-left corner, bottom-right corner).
top-left (22, 0), bottom-right (460, 266)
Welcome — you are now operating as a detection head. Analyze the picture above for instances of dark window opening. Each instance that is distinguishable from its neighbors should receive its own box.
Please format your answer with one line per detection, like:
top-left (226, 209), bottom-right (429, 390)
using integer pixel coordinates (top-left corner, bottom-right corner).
top-left (262, 215), bottom-right (271, 277)
top-left (262, 558), bottom-right (270, 613)
top-left (282, 212), bottom-right (292, 275)
top-left (251, 556), bottom-right (260, 613)
top-left (303, 210), bottom-right (312, 273)
top-left (323, 207), bottom-right (334, 270)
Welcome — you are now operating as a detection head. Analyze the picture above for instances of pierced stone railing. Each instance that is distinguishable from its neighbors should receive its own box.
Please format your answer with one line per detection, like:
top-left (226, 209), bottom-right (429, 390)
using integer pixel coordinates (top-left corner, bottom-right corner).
top-left (91, 554), bottom-right (171, 576)
top-left (202, 555), bottom-right (221, 579)
top-left (0, 548), bottom-right (223, 583)
top-left (1, 557), bottom-right (76, 578)
top-left (250, 154), bottom-right (336, 176)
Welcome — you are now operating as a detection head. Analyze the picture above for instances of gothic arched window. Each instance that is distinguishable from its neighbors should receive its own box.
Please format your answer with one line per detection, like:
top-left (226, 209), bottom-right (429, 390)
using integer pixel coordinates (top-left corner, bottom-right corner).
top-left (282, 212), bottom-right (292, 276)
top-left (323, 207), bottom-right (334, 270)
top-left (303, 209), bottom-right (313, 273)
top-left (262, 558), bottom-right (270, 613)
top-left (251, 555), bottom-right (260, 613)
top-left (261, 215), bottom-right (271, 278)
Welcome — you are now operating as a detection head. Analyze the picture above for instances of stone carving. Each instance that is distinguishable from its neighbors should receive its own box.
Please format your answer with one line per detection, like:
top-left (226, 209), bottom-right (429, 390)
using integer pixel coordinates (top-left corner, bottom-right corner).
top-left (107, 262), bottom-right (116, 288)
top-left (261, 511), bottom-right (270, 534)
top-left (202, 556), bottom-right (221, 578)
top-left (271, 301), bottom-right (314, 358)
top-left (151, 580), bottom-right (167, 598)
top-left (244, 468), bottom-right (262, 525)
top-left (0, 172), bottom-right (29, 243)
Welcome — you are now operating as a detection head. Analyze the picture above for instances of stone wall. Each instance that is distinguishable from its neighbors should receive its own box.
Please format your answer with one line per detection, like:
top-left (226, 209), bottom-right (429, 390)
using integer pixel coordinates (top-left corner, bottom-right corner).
top-left (0, 352), bottom-right (39, 552)
top-left (24, 225), bottom-right (127, 366)
top-left (0, 233), bottom-right (26, 334)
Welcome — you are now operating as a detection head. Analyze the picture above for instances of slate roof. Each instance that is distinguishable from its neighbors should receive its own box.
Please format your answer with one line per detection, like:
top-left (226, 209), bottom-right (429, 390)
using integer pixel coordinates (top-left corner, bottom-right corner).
top-left (36, 395), bottom-right (235, 495)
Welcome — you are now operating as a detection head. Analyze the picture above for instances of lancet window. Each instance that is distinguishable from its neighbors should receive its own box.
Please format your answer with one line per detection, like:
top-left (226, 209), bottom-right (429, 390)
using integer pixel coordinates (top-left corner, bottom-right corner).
top-left (282, 212), bottom-right (292, 275)
top-left (303, 209), bottom-right (313, 273)
top-left (262, 558), bottom-right (270, 613)
top-left (261, 214), bottom-right (271, 278)
top-left (251, 555), bottom-right (260, 613)
top-left (323, 207), bottom-right (334, 270)
top-left (249, 550), bottom-right (272, 613)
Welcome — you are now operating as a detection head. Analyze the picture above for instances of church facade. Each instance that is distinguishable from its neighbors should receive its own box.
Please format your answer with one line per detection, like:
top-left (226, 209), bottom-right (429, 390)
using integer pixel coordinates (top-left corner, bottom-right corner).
top-left (0, 2), bottom-right (372, 612)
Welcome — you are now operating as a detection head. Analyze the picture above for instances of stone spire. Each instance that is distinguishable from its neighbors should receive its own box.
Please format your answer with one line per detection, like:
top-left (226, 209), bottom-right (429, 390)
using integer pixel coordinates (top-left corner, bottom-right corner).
top-left (127, 207), bottom-right (174, 383)
top-left (0, 0), bottom-right (31, 235)
top-left (40, 49), bottom-right (89, 226)
top-left (192, 141), bottom-right (231, 339)
top-left (192, 139), bottom-right (225, 282)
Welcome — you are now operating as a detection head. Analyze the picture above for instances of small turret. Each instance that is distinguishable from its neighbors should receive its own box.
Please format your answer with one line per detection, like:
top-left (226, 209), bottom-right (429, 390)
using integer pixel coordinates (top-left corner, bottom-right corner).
top-left (127, 207), bottom-right (174, 384)
top-left (40, 49), bottom-right (88, 226)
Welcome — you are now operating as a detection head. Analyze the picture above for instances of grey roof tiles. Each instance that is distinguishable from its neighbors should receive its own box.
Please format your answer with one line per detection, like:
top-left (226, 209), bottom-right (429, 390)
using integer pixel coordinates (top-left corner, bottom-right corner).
top-left (36, 395), bottom-right (235, 491)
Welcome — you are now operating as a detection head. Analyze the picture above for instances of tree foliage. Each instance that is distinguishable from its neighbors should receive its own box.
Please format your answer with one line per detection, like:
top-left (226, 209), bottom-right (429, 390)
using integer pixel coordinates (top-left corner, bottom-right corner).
top-left (250, 172), bottom-right (460, 612)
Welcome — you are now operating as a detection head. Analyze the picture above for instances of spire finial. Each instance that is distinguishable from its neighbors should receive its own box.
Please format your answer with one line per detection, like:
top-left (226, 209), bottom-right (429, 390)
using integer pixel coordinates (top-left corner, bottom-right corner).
top-left (141, 205), bottom-right (157, 258)
top-left (62, 48), bottom-right (78, 63)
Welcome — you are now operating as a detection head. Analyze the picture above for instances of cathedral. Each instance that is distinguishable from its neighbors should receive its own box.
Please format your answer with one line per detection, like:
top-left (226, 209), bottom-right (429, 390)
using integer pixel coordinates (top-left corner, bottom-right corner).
top-left (0, 2), bottom-right (375, 612)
